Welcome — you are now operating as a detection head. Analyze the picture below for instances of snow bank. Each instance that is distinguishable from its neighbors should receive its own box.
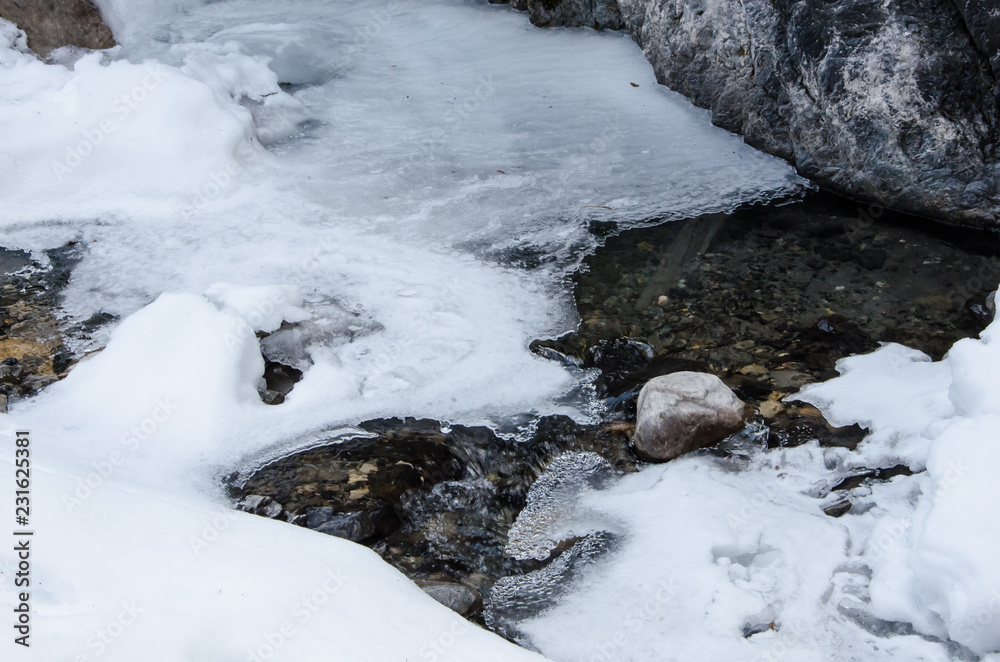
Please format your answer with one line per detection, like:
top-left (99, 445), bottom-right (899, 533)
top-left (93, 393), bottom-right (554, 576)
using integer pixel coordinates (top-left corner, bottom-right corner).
top-left (0, 291), bottom-right (546, 661)
top-left (802, 304), bottom-right (1000, 656)
top-left (0, 33), bottom-right (261, 219)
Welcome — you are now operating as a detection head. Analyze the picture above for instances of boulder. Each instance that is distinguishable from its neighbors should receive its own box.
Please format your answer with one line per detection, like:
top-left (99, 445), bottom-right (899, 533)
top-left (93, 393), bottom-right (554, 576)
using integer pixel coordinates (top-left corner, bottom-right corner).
top-left (633, 371), bottom-right (748, 461)
top-left (0, 0), bottom-right (115, 57)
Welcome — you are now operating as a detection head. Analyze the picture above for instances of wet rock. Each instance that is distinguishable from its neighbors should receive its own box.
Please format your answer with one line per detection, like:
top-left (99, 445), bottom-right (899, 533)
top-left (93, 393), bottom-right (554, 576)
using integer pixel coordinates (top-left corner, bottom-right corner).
top-left (259, 389), bottom-right (284, 405)
top-left (633, 372), bottom-right (749, 462)
top-left (305, 506), bottom-right (335, 529)
top-left (823, 500), bottom-right (852, 518)
top-left (416, 580), bottom-right (482, 616)
top-left (0, 247), bottom-right (81, 402)
top-left (589, 337), bottom-right (653, 397)
top-left (765, 403), bottom-right (868, 450)
top-left (758, 399), bottom-right (784, 419)
top-left (20, 374), bottom-right (59, 391)
top-left (525, 0), bottom-right (625, 29)
top-left (0, 0), bottom-right (115, 57)
top-left (831, 465), bottom-right (913, 491)
top-left (315, 509), bottom-right (395, 542)
top-left (237, 495), bottom-right (285, 519)
top-left (0, 361), bottom-right (22, 384)
top-left (234, 416), bottom-right (636, 595)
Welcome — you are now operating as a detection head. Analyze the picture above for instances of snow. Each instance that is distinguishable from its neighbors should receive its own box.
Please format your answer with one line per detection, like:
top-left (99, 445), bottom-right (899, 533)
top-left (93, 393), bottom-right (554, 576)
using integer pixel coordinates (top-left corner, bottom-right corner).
top-left (507, 292), bottom-right (1000, 660)
top-left (0, 0), bottom-right (806, 659)
top-left (0, 292), bottom-right (544, 660)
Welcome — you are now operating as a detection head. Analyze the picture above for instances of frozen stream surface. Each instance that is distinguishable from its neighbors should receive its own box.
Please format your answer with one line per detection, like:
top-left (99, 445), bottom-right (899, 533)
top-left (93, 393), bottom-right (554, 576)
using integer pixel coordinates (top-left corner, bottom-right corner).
top-left (0, 0), bottom-right (997, 661)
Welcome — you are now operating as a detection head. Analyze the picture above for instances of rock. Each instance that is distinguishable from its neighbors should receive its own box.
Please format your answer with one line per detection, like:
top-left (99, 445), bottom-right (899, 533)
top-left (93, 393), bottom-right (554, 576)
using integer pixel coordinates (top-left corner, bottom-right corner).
top-left (415, 580), bottom-right (482, 616)
top-left (633, 371), bottom-right (749, 461)
top-left (951, 0), bottom-right (1000, 85)
top-left (0, 0), bottom-right (115, 57)
top-left (823, 500), bottom-right (852, 518)
top-left (305, 506), bottom-right (335, 529)
top-left (526, 0), bottom-right (625, 29)
top-left (237, 495), bottom-right (284, 519)
top-left (511, 0), bottom-right (1000, 228)
top-left (0, 362), bottom-right (22, 384)
top-left (759, 399), bottom-right (785, 419)
top-left (314, 508), bottom-right (395, 542)
top-left (20, 374), bottom-right (59, 393)
top-left (739, 364), bottom-right (767, 377)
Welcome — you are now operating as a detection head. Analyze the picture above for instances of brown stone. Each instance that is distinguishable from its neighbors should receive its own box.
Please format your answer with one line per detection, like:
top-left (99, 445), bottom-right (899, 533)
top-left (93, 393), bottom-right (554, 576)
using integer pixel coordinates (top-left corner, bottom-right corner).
top-left (0, 0), bottom-right (115, 57)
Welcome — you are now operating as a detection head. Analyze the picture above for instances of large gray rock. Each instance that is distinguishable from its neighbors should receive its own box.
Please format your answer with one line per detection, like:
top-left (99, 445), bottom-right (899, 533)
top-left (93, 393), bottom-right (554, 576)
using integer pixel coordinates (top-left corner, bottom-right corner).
top-left (0, 0), bottom-right (115, 57)
top-left (503, 0), bottom-right (1000, 229)
top-left (633, 371), bottom-right (748, 461)
top-left (952, 0), bottom-right (1000, 84)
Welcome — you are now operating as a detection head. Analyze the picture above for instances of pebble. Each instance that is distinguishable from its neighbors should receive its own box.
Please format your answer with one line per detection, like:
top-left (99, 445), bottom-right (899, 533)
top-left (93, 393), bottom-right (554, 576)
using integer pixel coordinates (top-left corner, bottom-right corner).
top-left (759, 399), bottom-right (785, 418)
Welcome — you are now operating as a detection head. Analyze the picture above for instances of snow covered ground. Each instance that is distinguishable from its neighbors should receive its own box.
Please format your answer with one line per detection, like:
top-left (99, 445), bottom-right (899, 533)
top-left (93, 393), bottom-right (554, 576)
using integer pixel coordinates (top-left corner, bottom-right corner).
top-left (0, 0), bottom-right (807, 659)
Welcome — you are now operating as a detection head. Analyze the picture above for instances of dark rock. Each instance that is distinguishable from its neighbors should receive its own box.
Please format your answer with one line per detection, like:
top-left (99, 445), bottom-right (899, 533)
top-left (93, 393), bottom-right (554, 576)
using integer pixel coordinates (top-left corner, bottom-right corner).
top-left (415, 580), bottom-right (482, 616)
top-left (237, 495), bottom-right (284, 519)
top-left (259, 389), bottom-right (284, 405)
top-left (20, 373), bottom-right (59, 393)
top-left (527, 0), bottom-right (625, 29)
top-left (0, 362), bottom-right (23, 384)
top-left (951, 0), bottom-right (1000, 85)
top-left (509, 0), bottom-right (1000, 228)
top-left (0, 0), bottom-right (115, 57)
top-left (305, 506), bottom-right (335, 529)
top-left (234, 415), bottom-right (636, 595)
top-left (633, 371), bottom-right (749, 461)
top-left (823, 499), bottom-right (853, 517)
top-left (589, 337), bottom-right (653, 397)
top-left (831, 464), bottom-right (914, 491)
top-left (314, 508), bottom-right (396, 542)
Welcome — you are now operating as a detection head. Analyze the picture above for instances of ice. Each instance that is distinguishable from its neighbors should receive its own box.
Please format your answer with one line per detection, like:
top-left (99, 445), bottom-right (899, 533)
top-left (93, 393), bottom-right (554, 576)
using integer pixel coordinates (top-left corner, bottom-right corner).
top-left (505, 452), bottom-right (617, 562)
top-left (0, 0), bottom-right (804, 430)
top-left (0, 0), bottom-right (807, 658)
